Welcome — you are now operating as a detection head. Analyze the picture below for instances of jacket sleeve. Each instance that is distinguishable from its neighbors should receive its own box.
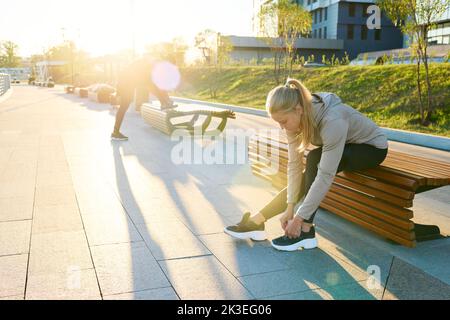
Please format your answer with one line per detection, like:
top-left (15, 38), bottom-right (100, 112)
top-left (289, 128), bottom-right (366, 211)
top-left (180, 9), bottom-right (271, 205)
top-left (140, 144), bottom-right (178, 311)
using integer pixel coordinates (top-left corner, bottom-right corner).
top-left (286, 133), bottom-right (304, 204)
top-left (295, 118), bottom-right (349, 220)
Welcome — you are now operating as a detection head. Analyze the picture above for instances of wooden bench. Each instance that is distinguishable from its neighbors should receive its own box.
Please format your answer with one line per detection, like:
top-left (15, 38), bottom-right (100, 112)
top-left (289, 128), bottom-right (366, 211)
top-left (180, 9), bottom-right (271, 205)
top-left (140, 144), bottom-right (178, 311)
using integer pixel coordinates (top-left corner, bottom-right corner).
top-left (74, 87), bottom-right (88, 98)
top-left (141, 102), bottom-right (236, 136)
top-left (87, 84), bottom-right (116, 104)
top-left (248, 133), bottom-right (450, 248)
top-left (64, 85), bottom-right (75, 94)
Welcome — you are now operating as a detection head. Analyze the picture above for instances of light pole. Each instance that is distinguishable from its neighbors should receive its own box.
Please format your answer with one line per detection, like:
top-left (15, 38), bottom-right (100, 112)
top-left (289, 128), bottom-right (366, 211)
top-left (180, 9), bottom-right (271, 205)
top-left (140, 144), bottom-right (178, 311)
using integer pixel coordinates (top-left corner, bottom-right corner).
top-left (130, 0), bottom-right (136, 59)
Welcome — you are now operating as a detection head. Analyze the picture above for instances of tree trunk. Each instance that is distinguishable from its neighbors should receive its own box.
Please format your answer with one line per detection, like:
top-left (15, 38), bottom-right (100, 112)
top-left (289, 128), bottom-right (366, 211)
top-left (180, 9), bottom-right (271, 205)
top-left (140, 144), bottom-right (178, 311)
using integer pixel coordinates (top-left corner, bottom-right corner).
top-left (423, 46), bottom-right (433, 124)
top-left (415, 56), bottom-right (425, 125)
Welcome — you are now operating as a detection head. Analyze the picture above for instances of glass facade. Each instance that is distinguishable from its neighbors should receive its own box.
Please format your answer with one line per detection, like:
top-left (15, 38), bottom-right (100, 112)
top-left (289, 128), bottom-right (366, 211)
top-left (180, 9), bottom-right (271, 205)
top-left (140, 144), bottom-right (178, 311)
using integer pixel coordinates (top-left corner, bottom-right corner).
top-left (428, 6), bottom-right (450, 45)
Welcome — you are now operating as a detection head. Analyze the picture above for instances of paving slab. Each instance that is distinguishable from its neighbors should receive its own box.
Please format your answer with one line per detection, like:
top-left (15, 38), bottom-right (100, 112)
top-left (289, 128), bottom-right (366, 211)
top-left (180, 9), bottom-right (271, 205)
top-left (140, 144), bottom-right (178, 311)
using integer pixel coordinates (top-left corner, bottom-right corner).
top-left (0, 254), bottom-right (28, 298)
top-left (104, 287), bottom-right (179, 300)
top-left (0, 295), bottom-right (24, 300)
top-left (159, 255), bottom-right (254, 300)
top-left (383, 258), bottom-right (450, 300)
top-left (262, 280), bottom-right (384, 300)
top-left (312, 210), bottom-right (395, 286)
top-left (0, 196), bottom-right (33, 222)
top-left (26, 268), bottom-right (101, 300)
top-left (0, 220), bottom-right (31, 256)
top-left (33, 204), bottom-right (84, 234)
top-left (90, 241), bottom-right (170, 296)
top-left (136, 220), bottom-right (211, 261)
top-left (34, 185), bottom-right (77, 207)
top-left (28, 230), bottom-right (93, 274)
top-left (0, 179), bottom-right (35, 199)
top-left (82, 213), bottom-right (142, 246)
top-left (238, 248), bottom-right (369, 299)
top-left (198, 233), bottom-right (289, 277)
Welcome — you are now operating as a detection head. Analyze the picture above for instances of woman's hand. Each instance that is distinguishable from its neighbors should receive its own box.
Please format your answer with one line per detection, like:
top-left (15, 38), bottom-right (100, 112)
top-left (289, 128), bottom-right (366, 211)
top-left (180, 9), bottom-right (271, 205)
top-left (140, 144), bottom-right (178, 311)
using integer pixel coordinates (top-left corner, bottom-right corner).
top-left (280, 204), bottom-right (294, 231)
top-left (285, 216), bottom-right (303, 239)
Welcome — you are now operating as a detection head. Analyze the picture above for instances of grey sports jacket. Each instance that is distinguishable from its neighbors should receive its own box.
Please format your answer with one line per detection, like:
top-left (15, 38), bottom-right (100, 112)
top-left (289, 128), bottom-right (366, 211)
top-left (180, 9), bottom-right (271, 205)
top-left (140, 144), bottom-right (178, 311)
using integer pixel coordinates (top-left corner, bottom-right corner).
top-left (286, 92), bottom-right (388, 220)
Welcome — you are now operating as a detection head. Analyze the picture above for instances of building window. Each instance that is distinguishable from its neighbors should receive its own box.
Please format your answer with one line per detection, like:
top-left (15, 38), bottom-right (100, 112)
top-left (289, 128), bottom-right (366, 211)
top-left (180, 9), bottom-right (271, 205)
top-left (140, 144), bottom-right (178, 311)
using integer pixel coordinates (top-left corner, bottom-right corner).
top-left (363, 4), bottom-right (370, 17)
top-left (349, 3), bottom-right (356, 17)
top-left (361, 25), bottom-right (368, 40)
top-left (324, 26), bottom-right (327, 39)
top-left (375, 28), bottom-right (382, 40)
top-left (324, 7), bottom-right (328, 21)
top-left (314, 29), bottom-right (317, 38)
top-left (347, 25), bottom-right (354, 40)
top-left (319, 28), bottom-right (322, 39)
top-left (319, 9), bottom-right (322, 23)
top-left (314, 10), bottom-right (317, 24)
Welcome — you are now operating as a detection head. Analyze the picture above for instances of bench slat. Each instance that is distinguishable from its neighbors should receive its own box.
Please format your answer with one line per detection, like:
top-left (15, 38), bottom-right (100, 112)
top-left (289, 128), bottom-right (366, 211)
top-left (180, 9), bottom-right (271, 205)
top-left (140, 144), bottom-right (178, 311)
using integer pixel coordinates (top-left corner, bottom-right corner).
top-left (389, 151), bottom-right (450, 174)
top-left (382, 158), bottom-right (449, 180)
top-left (328, 183), bottom-right (415, 215)
top-left (338, 172), bottom-right (415, 200)
top-left (333, 176), bottom-right (413, 207)
top-left (324, 191), bottom-right (414, 227)
top-left (364, 167), bottom-right (423, 190)
top-left (320, 201), bottom-right (417, 248)
top-left (322, 197), bottom-right (415, 240)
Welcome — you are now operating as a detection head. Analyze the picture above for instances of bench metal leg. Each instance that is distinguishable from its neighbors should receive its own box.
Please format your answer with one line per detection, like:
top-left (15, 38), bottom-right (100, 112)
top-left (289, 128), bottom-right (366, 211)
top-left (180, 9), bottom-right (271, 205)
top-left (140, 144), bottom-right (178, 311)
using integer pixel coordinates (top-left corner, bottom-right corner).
top-left (414, 223), bottom-right (443, 242)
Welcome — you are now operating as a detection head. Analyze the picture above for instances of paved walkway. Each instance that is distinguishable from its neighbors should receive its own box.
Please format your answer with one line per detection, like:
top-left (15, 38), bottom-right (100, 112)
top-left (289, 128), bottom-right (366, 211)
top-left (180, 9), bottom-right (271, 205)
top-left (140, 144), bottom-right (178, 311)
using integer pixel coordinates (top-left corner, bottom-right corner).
top-left (0, 84), bottom-right (449, 300)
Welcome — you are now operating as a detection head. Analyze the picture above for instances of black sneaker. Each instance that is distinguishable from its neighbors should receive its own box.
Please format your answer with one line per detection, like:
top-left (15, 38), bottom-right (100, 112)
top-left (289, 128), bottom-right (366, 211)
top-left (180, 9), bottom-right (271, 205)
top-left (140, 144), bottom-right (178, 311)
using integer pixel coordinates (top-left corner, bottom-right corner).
top-left (161, 102), bottom-right (178, 110)
top-left (111, 132), bottom-right (128, 141)
top-left (224, 212), bottom-right (267, 241)
top-left (271, 226), bottom-right (318, 251)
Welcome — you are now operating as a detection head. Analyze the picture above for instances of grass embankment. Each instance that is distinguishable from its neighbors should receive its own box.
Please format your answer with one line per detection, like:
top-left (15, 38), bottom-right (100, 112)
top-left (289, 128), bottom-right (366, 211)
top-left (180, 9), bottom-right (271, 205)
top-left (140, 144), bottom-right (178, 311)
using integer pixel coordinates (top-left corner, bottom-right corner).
top-left (176, 64), bottom-right (450, 137)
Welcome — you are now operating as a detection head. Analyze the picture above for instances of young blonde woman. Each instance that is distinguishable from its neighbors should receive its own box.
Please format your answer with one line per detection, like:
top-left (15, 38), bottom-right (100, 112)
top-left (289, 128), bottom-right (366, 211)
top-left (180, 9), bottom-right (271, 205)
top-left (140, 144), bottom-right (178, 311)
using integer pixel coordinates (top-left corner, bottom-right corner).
top-left (225, 78), bottom-right (388, 251)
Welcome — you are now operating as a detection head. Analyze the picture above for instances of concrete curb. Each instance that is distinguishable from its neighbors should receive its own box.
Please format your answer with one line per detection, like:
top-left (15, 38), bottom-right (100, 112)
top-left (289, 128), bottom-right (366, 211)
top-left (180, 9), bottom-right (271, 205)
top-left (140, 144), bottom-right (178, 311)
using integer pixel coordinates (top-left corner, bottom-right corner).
top-left (381, 128), bottom-right (450, 152)
top-left (172, 96), bottom-right (450, 152)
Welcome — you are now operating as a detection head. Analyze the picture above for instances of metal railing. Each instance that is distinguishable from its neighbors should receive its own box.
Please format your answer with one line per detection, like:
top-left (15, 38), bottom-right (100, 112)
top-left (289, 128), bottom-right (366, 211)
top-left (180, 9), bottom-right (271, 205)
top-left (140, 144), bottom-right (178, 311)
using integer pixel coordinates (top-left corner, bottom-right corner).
top-left (0, 73), bottom-right (11, 96)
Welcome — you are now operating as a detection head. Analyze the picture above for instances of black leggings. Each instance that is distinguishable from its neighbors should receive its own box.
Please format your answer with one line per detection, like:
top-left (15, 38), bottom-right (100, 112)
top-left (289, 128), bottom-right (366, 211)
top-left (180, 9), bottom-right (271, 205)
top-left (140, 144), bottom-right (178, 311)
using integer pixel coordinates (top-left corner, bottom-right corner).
top-left (259, 144), bottom-right (388, 223)
top-left (113, 83), bottom-right (172, 133)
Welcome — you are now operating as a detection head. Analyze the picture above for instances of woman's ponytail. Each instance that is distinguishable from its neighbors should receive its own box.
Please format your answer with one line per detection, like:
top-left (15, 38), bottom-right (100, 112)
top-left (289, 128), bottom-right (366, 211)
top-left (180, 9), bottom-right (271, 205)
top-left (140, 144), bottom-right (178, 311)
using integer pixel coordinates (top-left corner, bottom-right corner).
top-left (285, 78), bottom-right (315, 152)
top-left (266, 78), bottom-right (315, 152)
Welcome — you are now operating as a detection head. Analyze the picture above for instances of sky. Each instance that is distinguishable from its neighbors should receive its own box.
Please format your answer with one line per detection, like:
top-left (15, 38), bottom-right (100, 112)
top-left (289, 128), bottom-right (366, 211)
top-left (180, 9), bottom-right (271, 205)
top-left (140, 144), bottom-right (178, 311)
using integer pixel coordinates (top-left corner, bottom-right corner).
top-left (0, 0), bottom-right (255, 57)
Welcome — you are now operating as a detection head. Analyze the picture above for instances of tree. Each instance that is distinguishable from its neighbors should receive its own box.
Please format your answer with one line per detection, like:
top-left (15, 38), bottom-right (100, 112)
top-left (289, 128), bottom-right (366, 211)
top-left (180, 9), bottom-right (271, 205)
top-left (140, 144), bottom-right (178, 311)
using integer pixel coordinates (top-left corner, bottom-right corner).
top-left (194, 29), bottom-right (218, 65)
top-left (42, 41), bottom-right (90, 84)
top-left (377, 0), bottom-right (450, 125)
top-left (258, 0), bottom-right (312, 83)
top-left (145, 37), bottom-right (188, 67)
top-left (0, 41), bottom-right (21, 67)
top-left (194, 30), bottom-right (233, 99)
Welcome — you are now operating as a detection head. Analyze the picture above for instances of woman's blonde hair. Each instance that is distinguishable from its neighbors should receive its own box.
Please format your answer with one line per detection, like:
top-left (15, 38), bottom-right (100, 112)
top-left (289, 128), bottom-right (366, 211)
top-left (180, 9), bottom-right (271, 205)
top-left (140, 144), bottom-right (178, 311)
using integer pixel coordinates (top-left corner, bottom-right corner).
top-left (266, 78), bottom-right (315, 152)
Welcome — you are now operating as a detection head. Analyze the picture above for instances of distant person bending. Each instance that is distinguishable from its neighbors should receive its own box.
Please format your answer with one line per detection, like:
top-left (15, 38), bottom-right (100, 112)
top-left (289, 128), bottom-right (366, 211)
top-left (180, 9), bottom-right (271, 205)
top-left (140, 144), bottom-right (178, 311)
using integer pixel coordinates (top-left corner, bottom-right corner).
top-left (112, 57), bottom-right (177, 141)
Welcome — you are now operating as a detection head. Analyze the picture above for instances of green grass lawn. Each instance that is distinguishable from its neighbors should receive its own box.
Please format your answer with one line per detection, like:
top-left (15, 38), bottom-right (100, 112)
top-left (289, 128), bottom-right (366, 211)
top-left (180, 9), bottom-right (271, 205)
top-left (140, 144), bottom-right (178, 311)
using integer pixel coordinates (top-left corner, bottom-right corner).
top-left (176, 64), bottom-right (450, 137)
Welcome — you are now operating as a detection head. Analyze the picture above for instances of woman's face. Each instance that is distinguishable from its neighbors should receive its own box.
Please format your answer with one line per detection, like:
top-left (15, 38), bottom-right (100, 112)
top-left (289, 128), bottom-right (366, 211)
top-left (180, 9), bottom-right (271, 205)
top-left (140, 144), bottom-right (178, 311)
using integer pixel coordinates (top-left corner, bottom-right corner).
top-left (271, 106), bottom-right (303, 134)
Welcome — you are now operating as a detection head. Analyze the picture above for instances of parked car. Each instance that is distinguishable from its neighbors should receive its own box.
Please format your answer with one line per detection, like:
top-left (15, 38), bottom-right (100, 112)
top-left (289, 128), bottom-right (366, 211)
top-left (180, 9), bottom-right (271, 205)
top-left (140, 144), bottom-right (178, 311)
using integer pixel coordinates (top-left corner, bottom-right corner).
top-left (350, 44), bottom-right (450, 66)
top-left (303, 62), bottom-right (327, 68)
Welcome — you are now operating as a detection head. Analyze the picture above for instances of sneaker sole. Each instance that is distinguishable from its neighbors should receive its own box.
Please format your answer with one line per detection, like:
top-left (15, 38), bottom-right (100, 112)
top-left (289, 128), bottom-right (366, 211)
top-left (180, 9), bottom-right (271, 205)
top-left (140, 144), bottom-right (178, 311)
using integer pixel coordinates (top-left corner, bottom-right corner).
top-left (111, 137), bottom-right (128, 141)
top-left (223, 228), bottom-right (267, 241)
top-left (271, 238), bottom-right (318, 251)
